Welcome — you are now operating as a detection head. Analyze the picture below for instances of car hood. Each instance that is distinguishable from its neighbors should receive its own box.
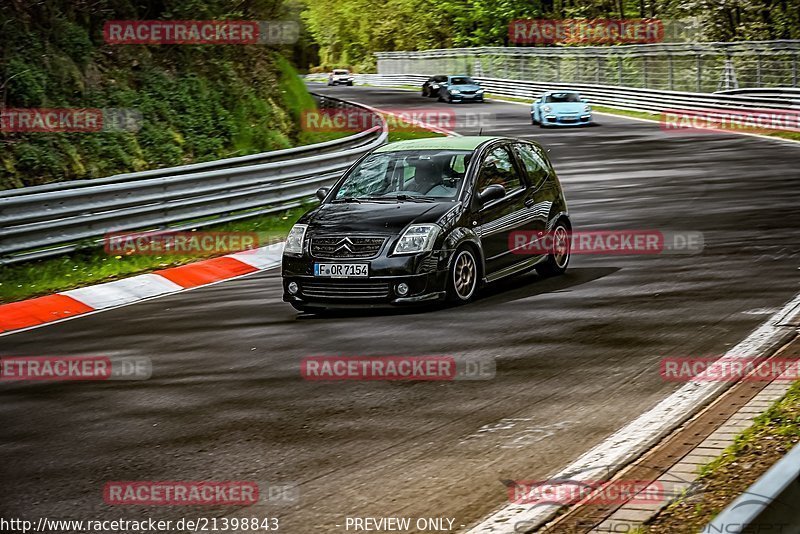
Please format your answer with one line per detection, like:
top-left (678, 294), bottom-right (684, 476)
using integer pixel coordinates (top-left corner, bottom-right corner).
top-left (544, 102), bottom-right (587, 114)
top-left (302, 201), bottom-right (456, 235)
top-left (450, 84), bottom-right (481, 92)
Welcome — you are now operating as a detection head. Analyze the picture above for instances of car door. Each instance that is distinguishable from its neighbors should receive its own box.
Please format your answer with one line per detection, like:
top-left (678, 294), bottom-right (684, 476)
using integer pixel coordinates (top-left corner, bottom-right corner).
top-left (473, 145), bottom-right (528, 276)
top-left (509, 143), bottom-right (553, 257)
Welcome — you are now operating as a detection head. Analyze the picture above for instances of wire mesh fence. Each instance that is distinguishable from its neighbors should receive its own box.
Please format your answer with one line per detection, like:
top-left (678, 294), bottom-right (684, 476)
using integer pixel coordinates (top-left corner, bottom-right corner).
top-left (376, 41), bottom-right (800, 92)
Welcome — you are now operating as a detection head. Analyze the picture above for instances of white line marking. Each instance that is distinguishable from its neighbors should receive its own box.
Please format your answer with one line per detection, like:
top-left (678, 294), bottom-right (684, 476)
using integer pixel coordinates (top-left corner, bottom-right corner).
top-left (62, 273), bottom-right (183, 309)
top-left (464, 292), bottom-right (800, 533)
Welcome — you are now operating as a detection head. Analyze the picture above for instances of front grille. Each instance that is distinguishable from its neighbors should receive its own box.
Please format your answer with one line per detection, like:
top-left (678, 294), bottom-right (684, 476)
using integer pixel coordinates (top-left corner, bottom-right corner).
top-left (310, 235), bottom-right (386, 259)
top-left (302, 281), bottom-right (390, 300)
top-left (462, 90), bottom-right (476, 95)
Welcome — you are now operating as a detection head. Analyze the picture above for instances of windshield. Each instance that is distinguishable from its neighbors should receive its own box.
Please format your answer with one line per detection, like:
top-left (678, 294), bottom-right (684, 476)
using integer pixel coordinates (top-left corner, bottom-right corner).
top-left (333, 70), bottom-right (349, 75)
top-left (449, 77), bottom-right (474, 85)
top-left (545, 92), bottom-right (581, 103)
top-left (334, 150), bottom-right (473, 200)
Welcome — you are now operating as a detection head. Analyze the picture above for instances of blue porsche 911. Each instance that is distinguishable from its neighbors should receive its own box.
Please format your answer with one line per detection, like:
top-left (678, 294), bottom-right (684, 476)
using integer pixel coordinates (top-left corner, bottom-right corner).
top-left (531, 91), bottom-right (592, 127)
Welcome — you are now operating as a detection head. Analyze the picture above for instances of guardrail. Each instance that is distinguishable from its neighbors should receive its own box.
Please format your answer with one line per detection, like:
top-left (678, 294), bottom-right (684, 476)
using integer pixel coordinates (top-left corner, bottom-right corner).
top-left (312, 73), bottom-right (800, 118)
top-left (374, 41), bottom-right (800, 92)
top-left (704, 442), bottom-right (800, 532)
top-left (0, 94), bottom-right (387, 264)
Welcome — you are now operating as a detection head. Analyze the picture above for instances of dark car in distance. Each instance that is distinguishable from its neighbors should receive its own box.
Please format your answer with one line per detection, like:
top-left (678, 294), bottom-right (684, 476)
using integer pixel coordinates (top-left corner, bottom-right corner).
top-left (421, 75), bottom-right (448, 97)
top-left (281, 136), bottom-right (571, 312)
top-left (436, 75), bottom-right (485, 103)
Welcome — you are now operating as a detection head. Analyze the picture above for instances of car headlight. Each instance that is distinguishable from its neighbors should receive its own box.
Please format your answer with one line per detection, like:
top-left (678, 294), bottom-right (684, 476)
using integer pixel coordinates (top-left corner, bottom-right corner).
top-left (393, 224), bottom-right (441, 255)
top-left (543, 105), bottom-right (552, 113)
top-left (476, 89), bottom-right (485, 94)
top-left (432, 84), bottom-right (440, 89)
top-left (584, 105), bottom-right (591, 112)
top-left (449, 89), bottom-right (461, 94)
top-left (284, 224), bottom-right (308, 255)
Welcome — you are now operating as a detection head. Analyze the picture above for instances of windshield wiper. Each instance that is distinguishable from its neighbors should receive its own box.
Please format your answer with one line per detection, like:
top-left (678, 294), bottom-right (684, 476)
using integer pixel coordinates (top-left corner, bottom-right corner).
top-left (332, 196), bottom-right (362, 203)
top-left (372, 194), bottom-right (437, 203)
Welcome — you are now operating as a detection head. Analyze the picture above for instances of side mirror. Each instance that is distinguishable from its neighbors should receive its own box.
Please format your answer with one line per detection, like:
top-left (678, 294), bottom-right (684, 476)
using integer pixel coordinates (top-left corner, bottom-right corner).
top-left (316, 187), bottom-right (329, 201)
top-left (478, 184), bottom-right (506, 205)
top-left (535, 99), bottom-right (542, 104)
top-left (475, 81), bottom-right (482, 86)
top-left (581, 98), bottom-right (588, 103)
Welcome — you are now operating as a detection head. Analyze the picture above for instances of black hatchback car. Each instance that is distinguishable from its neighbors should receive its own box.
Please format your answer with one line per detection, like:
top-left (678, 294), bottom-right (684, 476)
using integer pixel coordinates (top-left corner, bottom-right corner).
top-left (421, 75), bottom-right (448, 97)
top-left (282, 136), bottom-right (571, 312)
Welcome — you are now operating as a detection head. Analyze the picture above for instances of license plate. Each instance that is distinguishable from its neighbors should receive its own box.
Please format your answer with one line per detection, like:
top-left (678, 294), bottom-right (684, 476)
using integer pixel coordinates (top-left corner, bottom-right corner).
top-left (314, 263), bottom-right (368, 278)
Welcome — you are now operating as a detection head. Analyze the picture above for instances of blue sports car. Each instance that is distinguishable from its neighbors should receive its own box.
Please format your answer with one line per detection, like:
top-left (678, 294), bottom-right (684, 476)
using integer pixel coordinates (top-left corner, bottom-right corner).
top-left (437, 75), bottom-right (485, 103)
top-left (531, 91), bottom-right (592, 127)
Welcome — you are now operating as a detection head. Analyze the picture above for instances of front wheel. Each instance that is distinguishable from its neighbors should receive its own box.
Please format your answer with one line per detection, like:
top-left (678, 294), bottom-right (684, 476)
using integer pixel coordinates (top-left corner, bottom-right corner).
top-left (536, 221), bottom-right (570, 277)
top-left (447, 248), bottom-right (479, 303)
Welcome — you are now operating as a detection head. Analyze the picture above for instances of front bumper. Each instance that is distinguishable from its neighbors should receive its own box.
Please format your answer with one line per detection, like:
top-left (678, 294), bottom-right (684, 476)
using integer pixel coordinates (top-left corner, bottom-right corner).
top-left (541, 113), bottom-right (592, 126)
top-left (282, 251), bottom-right (449, 308)
top-left (449, 93), bottom-right (484, 102)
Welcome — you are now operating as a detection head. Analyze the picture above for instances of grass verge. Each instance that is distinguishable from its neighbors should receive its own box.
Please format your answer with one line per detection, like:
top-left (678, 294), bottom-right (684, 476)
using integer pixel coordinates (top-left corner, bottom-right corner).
top-left (0, 206), bottom-right (307, 304)
top-left (642, 376), bottom-right (800, 533)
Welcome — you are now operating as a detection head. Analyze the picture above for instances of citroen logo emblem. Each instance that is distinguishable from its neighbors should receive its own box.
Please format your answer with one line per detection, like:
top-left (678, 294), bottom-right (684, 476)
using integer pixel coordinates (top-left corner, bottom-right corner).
top-left (334, 237), bottom-right (354, 253)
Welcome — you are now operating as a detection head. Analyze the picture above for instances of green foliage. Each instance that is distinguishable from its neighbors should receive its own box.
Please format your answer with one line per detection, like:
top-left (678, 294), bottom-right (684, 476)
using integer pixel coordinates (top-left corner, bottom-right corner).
top-left (0, 0), bottom-right (310, 189)
top-left (299, 0), bottom-right (800, 68)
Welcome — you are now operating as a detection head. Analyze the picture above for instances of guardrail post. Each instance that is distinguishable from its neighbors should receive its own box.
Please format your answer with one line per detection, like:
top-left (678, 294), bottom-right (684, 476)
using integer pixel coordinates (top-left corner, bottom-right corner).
top-left (596, 56), bottom-right (601, 84)
top-left (756, 52), bottom-right (762, 87)
top-left (618, 56), bottom-right (623, 86)
top-left (696, 53), bottom-right (703, 92)
top-left (643, 56), bottom-right (648, 88)
top-left (668, 53), bottom-right (674, 91)
top-left (793, 51), bottom-right (798, 87)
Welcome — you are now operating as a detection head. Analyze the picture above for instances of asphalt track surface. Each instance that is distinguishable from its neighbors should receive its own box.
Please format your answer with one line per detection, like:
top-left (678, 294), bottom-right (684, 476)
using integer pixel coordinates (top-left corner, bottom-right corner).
top-left (1, 83), bottom-right (799, 533)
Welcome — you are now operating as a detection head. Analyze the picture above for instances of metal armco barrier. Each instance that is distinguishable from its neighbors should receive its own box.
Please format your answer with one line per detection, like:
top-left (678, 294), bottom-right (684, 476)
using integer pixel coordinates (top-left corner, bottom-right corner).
top-left (704, 442), bottom-right (800, 533)
top-left (0, 95), bottom-right (387, 264)
top-left (374, 41), bottom-right (800, 92)
top-left (309, 72), bottom-right (800, 117)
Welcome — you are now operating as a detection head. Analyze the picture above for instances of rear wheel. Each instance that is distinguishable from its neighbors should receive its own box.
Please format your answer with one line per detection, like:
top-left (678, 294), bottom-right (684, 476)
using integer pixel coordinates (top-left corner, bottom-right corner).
top-left (536, 221), bottom-right (570, 277)
top-left (447, 248), bottom-right (479, 303)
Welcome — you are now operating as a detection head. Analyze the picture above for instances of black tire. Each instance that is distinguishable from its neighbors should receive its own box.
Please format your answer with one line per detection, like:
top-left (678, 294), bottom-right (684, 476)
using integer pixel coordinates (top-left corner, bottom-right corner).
top-left (422, 88), bottom-right (428, 97)
top-left (447, 247), bottom-right (479, 303)
top-left (437, 92), bottom-right (445, 102)
top-left (535, 220), bottom-right (570, 277)
top-left (347, 82), bottom-right (353, 86)
top-left (531, 115), bottom-right (537, 125)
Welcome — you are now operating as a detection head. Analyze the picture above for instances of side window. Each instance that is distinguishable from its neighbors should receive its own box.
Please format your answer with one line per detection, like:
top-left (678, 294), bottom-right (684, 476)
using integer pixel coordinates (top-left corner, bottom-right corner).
top-left (513, 144), bottom-right (549, 188)
top-left (476, 146), bottom-right (521, 196)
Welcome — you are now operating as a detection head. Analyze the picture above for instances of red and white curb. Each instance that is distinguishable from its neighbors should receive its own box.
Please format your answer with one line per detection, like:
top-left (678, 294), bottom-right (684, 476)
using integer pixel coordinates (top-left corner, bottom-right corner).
top-left (0, 243), bottom-right (284, 336)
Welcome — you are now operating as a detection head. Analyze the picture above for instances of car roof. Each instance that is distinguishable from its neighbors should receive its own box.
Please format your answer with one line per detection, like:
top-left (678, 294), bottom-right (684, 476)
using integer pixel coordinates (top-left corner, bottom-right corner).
top-left (373, 136), bottom-right (504, 153)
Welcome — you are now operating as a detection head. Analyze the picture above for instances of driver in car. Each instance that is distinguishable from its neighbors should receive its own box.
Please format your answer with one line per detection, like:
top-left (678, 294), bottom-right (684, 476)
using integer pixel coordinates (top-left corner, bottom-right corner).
top-left (405, 157), bottom-right (460, 197)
